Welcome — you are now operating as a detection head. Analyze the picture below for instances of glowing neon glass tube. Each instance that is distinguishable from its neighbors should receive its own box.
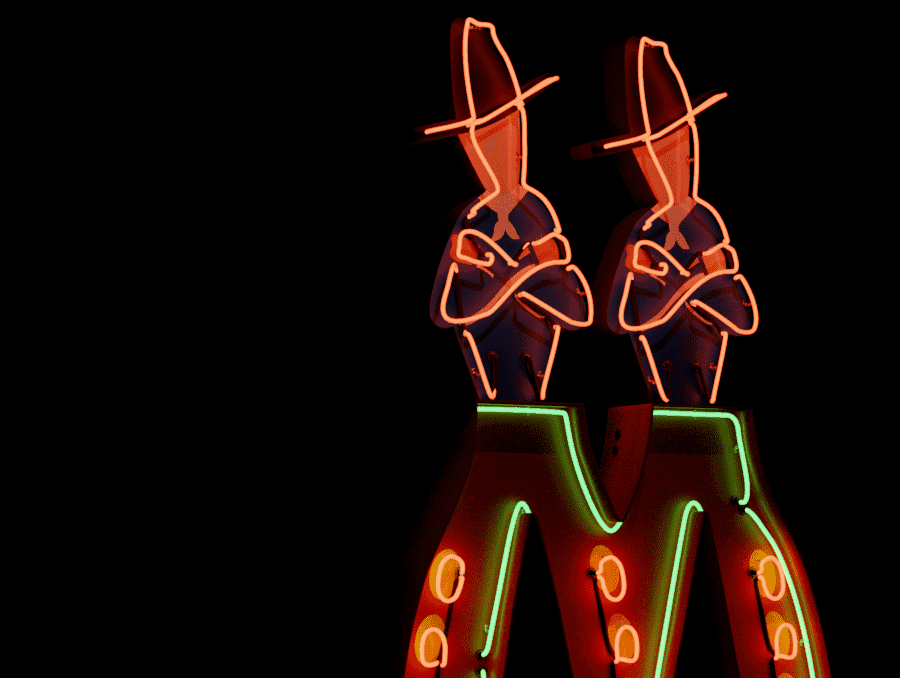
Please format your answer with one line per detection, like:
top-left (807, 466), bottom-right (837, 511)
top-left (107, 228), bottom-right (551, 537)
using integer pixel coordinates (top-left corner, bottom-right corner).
top-left (745, 507), bottom-right (818, 678)
top-left (653, 409), bottom-right (751, 506)
top-left (479, 500), bottom-right (531, 658)
top-left (654, 500), bottom-right (703, 678)
top-left (435, 554), bottom-right (466, 604)
top-left (477, 405), bottom-right (622, 533)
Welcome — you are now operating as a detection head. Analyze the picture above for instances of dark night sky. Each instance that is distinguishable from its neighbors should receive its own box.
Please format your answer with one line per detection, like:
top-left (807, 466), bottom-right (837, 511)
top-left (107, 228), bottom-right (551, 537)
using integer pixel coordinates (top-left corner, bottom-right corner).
top-left (333, 10), bottom-right (879, 676)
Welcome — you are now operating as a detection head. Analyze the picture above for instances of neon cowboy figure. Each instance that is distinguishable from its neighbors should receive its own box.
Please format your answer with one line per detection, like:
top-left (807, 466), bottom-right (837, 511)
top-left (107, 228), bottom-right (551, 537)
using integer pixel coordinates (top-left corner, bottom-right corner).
top-left (415, 17), bottom-right (593, 402)
top-left (572, 36), bottom-right (758, 406)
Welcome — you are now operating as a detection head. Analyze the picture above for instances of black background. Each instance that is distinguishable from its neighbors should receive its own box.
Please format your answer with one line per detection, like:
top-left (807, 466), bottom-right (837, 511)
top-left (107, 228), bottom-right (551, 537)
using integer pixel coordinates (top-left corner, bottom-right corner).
top-left (324, 9), bottom-right (878, 676)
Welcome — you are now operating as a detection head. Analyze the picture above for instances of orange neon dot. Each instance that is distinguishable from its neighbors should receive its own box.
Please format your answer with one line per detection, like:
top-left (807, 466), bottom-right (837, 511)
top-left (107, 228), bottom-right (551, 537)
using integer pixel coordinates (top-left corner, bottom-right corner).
top-left (773, 622), bottom-right (798, 661)
top-left (596, 554), bottom-right (627, 603)
top-left (419, 627), bottom-right (449, 668)
top-left (613, 624), bottom-right (640, 664)
top-left (435, 554), bottom-right (466, 604)
top-left (439, 235), bottom-right (581, 327)
top-left (758, 555), bottom-right (786, 602)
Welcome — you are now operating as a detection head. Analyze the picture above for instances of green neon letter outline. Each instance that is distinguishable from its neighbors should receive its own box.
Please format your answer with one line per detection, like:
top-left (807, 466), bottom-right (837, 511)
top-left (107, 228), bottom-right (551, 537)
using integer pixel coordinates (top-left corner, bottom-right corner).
top-left (479, 500), bottom-right (532, 658)
top-left (478, 405), bottom-right (622, 533)
top-left (744, 507), bottom-right (818, 678)
top-left (654, 500), bottom-right (704, 678)
top-left (654, 409), bottom-right (751, 505)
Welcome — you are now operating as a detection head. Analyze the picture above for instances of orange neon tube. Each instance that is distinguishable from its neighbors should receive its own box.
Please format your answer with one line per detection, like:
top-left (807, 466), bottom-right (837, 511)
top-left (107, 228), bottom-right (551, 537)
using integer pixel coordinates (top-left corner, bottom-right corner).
top-left (613, 625), bottom-right (640, 664)
top-left (688, 274), bottom-right (759, 335)
top-left (773, 622), bottom-right (798, 661)
top-left (596, 555), bottom-right (627, 603)
top-left (538, 324), bottom-right (561, 401)
top-left (708, 331), bottom-right (728, 404)
top-left (618, 265), bottom-right (757, 335)
top-left (418, 627), bottom-right (449, 668)
top-left (514, 265), bottom-right (594, 328)
top-left (455, 228), bottom-right (521, 269)
top-left (462, 329), bottom-right (497, 400)
top-left (632, 240), bottom-right (692, 278)
top-left (435, 554), bottom-right (466, 604)
top-left (601, 92), bottom-right (726, 152)
top-left (758, 555), bottom-right (786, 602)
top-left (604, 37), bottom-right (758, 345)
top-left (638, 333), bottom-right (669, 403)
top-left (439, 239), bottom-right (581, 327)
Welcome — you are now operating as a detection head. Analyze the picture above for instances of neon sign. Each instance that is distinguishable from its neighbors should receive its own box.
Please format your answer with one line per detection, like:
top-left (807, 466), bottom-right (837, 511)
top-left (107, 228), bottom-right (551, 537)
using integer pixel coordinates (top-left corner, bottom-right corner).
top-left (406, 21), bottom-right (828, 678)
top-left (403, 404), bottom-right (829, 677)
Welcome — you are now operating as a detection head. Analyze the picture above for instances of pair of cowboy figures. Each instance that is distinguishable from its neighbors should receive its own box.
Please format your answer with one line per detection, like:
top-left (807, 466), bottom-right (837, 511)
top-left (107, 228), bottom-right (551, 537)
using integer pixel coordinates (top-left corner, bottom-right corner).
top-left (417, 19), bottom-right (758, 408)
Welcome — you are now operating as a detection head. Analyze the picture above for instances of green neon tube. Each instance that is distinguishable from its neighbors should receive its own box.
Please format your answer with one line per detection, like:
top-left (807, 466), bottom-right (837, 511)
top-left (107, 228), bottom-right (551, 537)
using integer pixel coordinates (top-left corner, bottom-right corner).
top-left (654, 500), bottom-right (703, 678)
top-left (478, 405), bottom-right (622, 533)
top-left (654, 409), bottom-right (751, 506)
top-left (744, 507), bottom-right (817, 678)
top-left (479, 500), bottom-right (531, 658)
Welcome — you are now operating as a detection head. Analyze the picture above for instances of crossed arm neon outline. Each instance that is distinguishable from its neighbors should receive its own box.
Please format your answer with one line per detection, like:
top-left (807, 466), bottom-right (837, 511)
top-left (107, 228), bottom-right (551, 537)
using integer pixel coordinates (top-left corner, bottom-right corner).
top-left (618, 248), bottom-right (758, 335)
top-left (441, 230), bottom-right (592, 401)
top-left (440, 231), bottom-right (593, 328)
